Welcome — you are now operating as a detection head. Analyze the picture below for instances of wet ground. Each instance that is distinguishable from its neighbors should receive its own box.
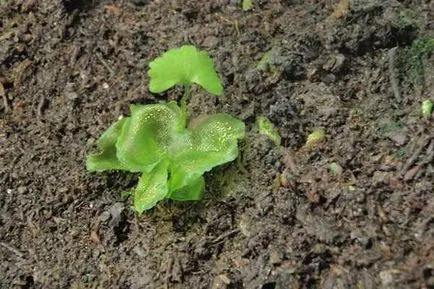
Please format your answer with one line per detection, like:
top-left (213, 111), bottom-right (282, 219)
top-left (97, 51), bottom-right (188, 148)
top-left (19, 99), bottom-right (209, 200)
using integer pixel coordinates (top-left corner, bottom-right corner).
top-left (1, 0), bottom-right (433, 288)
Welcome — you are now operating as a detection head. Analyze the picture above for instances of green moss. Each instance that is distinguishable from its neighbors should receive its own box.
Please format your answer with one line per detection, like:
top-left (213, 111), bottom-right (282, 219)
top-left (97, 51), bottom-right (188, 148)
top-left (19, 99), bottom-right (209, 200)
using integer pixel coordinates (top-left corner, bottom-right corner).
top-left (393, 148), bottom-right (407, 160)
top-left (378, 120), bottom-right (403, 134)
top-left (399, 36), bottom-right (434, 86)
top-left (397, 10), bottom-right (416, 30)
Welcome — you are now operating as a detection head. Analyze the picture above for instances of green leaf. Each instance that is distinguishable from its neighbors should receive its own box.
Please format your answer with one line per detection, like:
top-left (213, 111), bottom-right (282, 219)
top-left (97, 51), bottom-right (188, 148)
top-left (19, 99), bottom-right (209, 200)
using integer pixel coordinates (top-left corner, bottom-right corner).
top-left (134, 160), bottom-right (169, 214)
top-left (192, 114), bottom-right (245, 153)
top-left (86, 117), bottom-right (128, 171)
top-left (169, 114), bottom-right (245, 191)
top-left (148, 45), bottom-right (223, 96)
top-left (169, 176), bottom-right (204, 201)
top-left (116, 102), bottom-right (184, 172)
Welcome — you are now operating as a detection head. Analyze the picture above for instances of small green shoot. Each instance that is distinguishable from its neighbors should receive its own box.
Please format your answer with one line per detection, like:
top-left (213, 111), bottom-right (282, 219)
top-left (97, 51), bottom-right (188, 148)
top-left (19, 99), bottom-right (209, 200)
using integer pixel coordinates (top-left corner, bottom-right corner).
top-left (257, 51), bottom-right (273, 71)
top-left (306, 128), bottom-right (325, 147)
top-left (256, 48), bottom-right (279, 71)
top-left (422, 99), bottom-right (433, 119)
top-left (242, 0), bottom-right (253, 11)
top-left (329, 162), bottom-right (343, 176)
top-left (257, 116), bottom-right (281, 146)
top-left (87, 46), bottom-right (245, 214)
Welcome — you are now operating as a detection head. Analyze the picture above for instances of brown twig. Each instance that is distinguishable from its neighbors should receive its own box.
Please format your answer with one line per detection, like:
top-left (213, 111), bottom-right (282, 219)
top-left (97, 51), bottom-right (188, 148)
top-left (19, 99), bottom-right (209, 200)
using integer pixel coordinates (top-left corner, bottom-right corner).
top-left (388, 47), bottom-right (401, 104)
top-left (96, 52), bottom-right (115, 76)
top-left (400, 136), bottom-right (432, 177)
top-left (0, 241), bottom-right (24, 258)
top-left (210, 229), bottom-right (240, 244)
top-left (419, 140), bottom-right (434, 166)
top-left (0, 82), bottom-right (9, 112)
top-left (36, 95), bottom-right (46, 118)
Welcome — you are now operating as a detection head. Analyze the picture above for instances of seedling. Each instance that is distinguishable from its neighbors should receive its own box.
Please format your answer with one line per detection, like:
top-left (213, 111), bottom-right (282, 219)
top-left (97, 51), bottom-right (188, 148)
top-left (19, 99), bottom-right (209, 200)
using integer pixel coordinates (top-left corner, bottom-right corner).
top-left (305, 128), bottom-right (326, 147)
top-left (257, 116), bottom-right (281, 146)
top-left (329, 162), bottom-right (343, 176)
top-left (87, 46), bottom-right (245, 214)
top-left (242, 0), bottom-right (253, 11)
top-left (422, 99), bottom-right (433, 119)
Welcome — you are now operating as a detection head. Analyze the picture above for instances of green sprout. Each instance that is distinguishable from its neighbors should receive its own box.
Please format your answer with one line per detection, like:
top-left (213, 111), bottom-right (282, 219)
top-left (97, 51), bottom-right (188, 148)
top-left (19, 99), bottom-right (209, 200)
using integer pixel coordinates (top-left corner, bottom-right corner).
top-left (87, 45), bottom-right (245, 214)
top-left (329, 162), bottom-right (343, 176)
top-left (422, 99), bottom-right (433, 119)
top-left (242, 0), bottom-right (253, 11)
top-left (306, 128), bottom-right (326, 147)
top-left (257, 116), bottom-right (281, 146)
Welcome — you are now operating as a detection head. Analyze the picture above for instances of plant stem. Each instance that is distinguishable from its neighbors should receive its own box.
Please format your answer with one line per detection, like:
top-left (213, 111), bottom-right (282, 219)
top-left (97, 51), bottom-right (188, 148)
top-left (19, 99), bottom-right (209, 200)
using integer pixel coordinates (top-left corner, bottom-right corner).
top-left (181, 84), bottom-right (190, 127)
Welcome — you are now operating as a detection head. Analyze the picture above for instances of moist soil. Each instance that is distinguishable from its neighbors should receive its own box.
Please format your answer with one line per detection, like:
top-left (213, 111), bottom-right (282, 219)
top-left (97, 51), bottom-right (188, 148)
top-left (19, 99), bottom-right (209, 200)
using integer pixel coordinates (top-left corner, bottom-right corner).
top-left (1, 1), bottom-right (433, 288)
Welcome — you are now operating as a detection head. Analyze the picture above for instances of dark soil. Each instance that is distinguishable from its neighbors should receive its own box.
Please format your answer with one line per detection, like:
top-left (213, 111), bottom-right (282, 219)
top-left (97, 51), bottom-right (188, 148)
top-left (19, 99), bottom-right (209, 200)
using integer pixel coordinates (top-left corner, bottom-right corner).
top-left (1, 1), bottom-right (433, 288)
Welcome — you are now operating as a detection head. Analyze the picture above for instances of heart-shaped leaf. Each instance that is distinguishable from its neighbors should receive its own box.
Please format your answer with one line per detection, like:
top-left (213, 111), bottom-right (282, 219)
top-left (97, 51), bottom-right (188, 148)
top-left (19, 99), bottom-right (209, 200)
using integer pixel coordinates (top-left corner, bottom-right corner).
top-left (169, 114), bottom-right (245, 191)
top-left (148, 45), bottom-right (223, 96)
top-left (116, 102), bottom-right (184, 172)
